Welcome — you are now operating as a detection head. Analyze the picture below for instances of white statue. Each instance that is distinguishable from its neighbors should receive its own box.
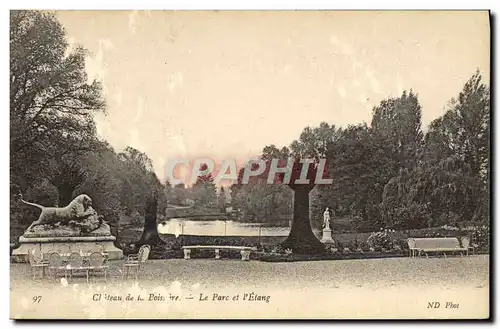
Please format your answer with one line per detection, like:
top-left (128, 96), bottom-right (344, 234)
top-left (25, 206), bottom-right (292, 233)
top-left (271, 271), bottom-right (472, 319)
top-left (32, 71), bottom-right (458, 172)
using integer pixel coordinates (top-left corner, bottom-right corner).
top-left (323, 207), bottom-right (331, 229)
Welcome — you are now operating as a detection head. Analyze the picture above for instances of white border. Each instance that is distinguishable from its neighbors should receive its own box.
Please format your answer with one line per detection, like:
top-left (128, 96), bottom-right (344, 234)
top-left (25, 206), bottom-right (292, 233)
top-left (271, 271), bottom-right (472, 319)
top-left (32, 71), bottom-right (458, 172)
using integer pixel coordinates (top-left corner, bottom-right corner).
top-left (3, 0), bottom-right (500, 10)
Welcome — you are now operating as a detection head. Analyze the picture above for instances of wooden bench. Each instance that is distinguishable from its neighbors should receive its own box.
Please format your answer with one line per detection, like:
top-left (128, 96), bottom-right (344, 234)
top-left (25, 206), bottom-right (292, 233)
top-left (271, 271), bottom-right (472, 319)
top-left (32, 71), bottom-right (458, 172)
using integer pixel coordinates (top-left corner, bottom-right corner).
top-left (407, 237), bottom-right (469, 258)
top-left (181, 245), bottom-right (257, 261)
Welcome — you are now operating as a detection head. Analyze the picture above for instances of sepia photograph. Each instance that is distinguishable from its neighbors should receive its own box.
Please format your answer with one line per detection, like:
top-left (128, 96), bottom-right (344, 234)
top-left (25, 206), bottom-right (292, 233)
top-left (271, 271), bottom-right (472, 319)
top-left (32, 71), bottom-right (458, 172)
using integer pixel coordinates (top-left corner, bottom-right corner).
top-left (9, 9), bottom-right (490, 319)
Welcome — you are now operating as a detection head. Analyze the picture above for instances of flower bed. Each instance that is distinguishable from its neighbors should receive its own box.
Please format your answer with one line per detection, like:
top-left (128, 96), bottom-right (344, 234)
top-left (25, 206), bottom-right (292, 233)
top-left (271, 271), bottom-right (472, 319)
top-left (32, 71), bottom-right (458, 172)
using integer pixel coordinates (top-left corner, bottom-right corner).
top-left (258, 251), bottom-right (407, 262)
top-left (470, 226), bottom-right (490, 253)
top-left (117, 225), bottom-right (490, 261)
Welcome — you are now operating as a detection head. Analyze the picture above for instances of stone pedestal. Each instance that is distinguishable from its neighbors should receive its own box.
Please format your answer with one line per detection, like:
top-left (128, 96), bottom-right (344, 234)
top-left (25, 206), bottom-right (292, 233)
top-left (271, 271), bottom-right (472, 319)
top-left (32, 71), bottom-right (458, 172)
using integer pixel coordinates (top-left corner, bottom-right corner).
top-left (11, 222), bottom-right (123, 263)
top-left (320, 228), bottom-right (335, 244)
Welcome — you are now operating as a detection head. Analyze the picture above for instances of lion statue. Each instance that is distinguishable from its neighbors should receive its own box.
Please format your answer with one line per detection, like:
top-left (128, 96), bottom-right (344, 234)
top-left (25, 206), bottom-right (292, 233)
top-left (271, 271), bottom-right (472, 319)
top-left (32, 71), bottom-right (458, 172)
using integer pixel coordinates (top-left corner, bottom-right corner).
top-left (15, 191), bottom-right (104, 233)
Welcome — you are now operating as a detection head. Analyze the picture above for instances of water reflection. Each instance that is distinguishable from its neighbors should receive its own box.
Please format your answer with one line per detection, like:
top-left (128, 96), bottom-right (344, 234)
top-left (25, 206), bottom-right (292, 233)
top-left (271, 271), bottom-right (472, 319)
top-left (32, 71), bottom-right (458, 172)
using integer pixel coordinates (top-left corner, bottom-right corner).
top-left (158, 218), bottom-right (290, 236)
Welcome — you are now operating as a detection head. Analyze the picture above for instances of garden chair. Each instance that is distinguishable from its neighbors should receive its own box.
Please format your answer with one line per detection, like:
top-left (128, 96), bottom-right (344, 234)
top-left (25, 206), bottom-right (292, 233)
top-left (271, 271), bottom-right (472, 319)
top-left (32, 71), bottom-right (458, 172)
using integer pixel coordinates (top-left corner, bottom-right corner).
top-left (88, 252), bottom-right (108, 283)
top-left (123, 244), bottom-right (151, 280)
top-left (469, 243), bottom-right (479, 255)
top-left (67, 252), bottom-right (86, 281)
top-left (460, 236), bottom-right (471, 256)
top-left (407, 238), bottom-right (418, 257)
top-left (28, 249), bottom-right (49, 280)
top-left (47, 252), bottom-right (66, 282)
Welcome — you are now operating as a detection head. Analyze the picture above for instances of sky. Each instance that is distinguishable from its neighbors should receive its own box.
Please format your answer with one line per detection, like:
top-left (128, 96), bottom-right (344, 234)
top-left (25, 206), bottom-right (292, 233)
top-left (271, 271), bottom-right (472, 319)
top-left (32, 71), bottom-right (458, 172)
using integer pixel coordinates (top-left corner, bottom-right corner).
top-left (56, 10), bottom-right (490, 182)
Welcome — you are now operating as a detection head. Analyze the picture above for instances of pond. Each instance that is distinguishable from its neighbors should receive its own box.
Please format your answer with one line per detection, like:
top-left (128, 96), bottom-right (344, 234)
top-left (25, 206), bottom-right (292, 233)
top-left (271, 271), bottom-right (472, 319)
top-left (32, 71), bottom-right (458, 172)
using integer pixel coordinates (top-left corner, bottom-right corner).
top-left (157, 218), bottom-right (291, 237)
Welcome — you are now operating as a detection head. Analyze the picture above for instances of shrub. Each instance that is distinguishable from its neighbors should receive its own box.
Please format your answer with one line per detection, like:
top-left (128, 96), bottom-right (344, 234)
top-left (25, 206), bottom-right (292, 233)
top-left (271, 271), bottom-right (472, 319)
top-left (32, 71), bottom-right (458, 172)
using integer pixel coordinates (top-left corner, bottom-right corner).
top-left (395, 239), bottom-right (409, 251)
top-left (270, 245), bottom-right (292, 255)
top-left (470, 226), bottom-right (490, 252)
top-left (356, 241), bottom-right (369, 252)
top-left (166, 239), bottom-right (182, 251)
top-left (324, 245), bottom-right (338, 254)
top-left (366, 231), bottom-right (397, 252)
top-left (344, 239), bottom-right (359, 251)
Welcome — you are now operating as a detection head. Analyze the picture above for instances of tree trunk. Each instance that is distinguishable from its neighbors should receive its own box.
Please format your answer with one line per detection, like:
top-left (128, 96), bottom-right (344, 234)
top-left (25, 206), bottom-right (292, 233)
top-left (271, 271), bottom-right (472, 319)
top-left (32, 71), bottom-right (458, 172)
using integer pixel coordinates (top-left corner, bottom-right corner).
top-left (280, 186), bottom-right (325, 254)
top-left (137, 196), bottom-right (164, 248)
top-left (107, 214), bottom-right (121, 248)
top-left (58, 182), bottom-right (76, 207)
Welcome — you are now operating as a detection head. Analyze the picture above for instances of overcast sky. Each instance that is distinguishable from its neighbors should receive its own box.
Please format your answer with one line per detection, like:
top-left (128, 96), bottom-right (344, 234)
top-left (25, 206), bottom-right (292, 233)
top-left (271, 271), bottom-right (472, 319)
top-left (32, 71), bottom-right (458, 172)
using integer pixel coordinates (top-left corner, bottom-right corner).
top-left (56, 11), bottom-right (490, 181)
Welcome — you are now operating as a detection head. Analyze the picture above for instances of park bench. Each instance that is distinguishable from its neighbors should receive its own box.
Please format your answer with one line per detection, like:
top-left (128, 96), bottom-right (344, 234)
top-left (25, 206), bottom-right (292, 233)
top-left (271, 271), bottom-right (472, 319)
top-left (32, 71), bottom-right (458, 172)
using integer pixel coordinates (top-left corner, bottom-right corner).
top-left (181, 245), bottom-right (257, 261)
top-left (407, 237), bottom-right (469, 258)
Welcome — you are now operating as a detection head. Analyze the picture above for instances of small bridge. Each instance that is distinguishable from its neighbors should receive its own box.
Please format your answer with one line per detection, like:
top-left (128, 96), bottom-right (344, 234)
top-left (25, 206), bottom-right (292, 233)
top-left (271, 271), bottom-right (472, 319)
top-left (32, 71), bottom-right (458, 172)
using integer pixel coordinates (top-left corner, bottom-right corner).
top-left (167, 203), bottom-right (194, 209)
top-left (165, 213), bottom-right (228, 220)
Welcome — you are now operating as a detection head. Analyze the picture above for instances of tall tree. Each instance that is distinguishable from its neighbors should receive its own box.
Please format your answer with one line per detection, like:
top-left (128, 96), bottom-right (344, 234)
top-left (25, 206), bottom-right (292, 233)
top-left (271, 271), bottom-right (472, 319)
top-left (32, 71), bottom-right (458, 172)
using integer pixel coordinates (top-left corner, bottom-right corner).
top-left (425, 70), bottom-right (489, 183)
top-left (136, 195), bottom-right (164, 248)
top-left (371, 90), bottom-right (424, 171)
top-left (290, 122), bottom-right (340, 160)
top-left (173, 183), bottom-right (188, 205)
top-left (379, 167), bottom-right (430, 230)
top-left (289, 123), bottom-right (342, 225)
top-left (117, 146), bottom-right (166, 216)
top-left (370, 91), bottom-right (426, 230)
top-left (260, 146), bottom-right (327, 253)
top-left (326, 124), bottom-right (389, 231)
top-left (423, 70), bottom-right (490, 223)
top-left (278, 159), bottom-right (327, 254)
top-left (192, 163), bottom-right (217, 207)
top-left (10, 10), bottom-right (105, 190)
top-left (217, 186), bottom-right (227, 212)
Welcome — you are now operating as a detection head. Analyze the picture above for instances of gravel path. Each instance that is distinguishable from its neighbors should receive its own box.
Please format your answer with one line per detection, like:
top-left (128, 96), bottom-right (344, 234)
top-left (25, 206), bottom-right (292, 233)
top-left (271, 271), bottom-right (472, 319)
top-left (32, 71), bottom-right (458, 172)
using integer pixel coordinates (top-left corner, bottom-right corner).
top-left (10, 255), bottom-right (490, 319)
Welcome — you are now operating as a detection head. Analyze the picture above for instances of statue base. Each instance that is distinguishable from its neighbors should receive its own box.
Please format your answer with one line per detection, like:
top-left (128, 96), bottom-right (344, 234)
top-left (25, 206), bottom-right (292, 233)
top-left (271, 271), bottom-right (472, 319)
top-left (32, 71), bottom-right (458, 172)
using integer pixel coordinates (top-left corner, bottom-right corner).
top-left (11, 223), bottom-right (123, 263)
top-left (320, 228), bottom-right (335, 244)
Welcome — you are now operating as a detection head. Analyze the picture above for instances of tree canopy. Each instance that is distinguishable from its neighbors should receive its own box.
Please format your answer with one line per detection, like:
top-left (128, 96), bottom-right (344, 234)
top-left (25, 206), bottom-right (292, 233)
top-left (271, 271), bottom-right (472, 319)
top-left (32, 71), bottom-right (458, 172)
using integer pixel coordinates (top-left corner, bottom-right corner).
top-left (10, 10), bottom-right (490, 248)
top-left (231, 75), bottom-right (490, 234)
top-left (10, 11), bottom-right (167, 244)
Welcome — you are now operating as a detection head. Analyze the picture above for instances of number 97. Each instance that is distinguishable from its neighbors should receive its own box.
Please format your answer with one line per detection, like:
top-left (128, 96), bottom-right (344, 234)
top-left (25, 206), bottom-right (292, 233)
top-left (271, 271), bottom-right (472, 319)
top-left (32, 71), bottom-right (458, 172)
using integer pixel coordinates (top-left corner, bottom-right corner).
top-left (33, 296), bottom-right (42, 303)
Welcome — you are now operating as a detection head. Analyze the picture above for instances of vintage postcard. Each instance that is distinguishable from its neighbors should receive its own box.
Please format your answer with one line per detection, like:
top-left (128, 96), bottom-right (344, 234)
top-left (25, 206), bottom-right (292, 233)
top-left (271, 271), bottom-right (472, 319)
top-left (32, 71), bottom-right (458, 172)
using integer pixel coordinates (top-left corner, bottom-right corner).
top-left (9, 10), bottom-right (490, 319)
